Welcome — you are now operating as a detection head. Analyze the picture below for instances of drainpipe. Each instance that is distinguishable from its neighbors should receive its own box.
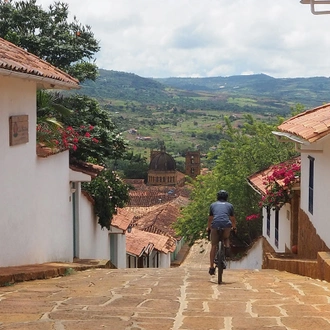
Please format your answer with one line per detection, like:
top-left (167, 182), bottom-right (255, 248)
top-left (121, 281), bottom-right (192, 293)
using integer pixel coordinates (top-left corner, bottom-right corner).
top-left (300, 0), bottom-right (330, 15)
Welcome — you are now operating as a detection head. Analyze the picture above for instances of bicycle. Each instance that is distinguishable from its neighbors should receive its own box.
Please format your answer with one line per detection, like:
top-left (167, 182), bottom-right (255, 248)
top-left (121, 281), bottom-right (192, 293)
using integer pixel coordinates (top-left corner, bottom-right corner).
top-left (214, 228), bottom-right (227, 284)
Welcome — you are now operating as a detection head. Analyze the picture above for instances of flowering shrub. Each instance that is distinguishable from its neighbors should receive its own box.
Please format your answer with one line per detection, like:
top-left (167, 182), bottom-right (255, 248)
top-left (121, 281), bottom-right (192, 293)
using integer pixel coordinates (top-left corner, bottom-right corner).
top-left (36, 93), bottom-right (129, 229)
top-left (260, 161), bottom-right (301, 210)
top-left (36, 123), bottom-right (98, 152)
top-left (246, 214), bottom-right (260, 221)
top-left (82, 169), bottom-right (130, 229)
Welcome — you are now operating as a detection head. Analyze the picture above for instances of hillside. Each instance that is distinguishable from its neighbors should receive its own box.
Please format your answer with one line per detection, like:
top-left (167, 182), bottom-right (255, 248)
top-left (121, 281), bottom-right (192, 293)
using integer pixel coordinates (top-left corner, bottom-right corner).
top-left (80, 69), bottom-right (169, 104)
top-left (156, 74), bottom-right (330, 108)
top-left (80, 70), bottom-right (330, 112)
top-left (75, 70), bottom-right (330, 164)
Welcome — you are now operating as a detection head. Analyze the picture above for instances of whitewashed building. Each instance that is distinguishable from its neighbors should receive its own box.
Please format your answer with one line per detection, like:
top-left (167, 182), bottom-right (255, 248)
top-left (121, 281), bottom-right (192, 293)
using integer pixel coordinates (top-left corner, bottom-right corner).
top-left (247, 157), bottom-right (300, 254)
top-left (0, 37), bottom-right (114, 267)
top-left (126, 227), bottom-right (175, 268)
top-left (273, 104), bottom-right (330, 258)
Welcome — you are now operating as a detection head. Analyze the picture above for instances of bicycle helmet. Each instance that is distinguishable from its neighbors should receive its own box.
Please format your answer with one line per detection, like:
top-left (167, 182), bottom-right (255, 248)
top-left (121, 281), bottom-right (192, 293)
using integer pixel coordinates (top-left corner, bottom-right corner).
top-left (217, 190), bottom-right (228, 201)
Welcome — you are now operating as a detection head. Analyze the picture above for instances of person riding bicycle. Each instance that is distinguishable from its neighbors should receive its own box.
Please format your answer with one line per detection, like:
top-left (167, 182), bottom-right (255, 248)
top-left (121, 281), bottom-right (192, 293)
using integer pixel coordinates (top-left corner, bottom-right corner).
top-left (207, 190), bottom-right (237, 276)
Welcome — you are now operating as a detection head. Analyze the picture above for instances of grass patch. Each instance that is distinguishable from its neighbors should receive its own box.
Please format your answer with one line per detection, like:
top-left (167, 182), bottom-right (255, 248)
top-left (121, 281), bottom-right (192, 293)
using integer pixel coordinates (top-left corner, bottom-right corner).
top-left (64, 268), bottom-right (76, 276)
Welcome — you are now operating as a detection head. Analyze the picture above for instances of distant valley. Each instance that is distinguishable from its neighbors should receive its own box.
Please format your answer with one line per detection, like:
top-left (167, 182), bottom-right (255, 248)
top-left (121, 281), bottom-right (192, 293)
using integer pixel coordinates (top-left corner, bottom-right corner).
top-left (73, 70), bottom-right (330, 165)
top-left (80, 69), bottom-right (330, 112)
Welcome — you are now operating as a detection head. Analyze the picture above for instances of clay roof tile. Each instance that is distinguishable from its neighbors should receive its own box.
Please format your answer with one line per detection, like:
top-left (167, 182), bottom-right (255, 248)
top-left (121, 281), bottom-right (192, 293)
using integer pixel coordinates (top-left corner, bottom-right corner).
top-left (126, 228), bottom-right (174, 256)
top-left (0, 37), bottom-right (79, 89)
top-left (247, 157), bottom-right (301, 195)
top-left (278, 103), bottom-right (330, 143)
top-left (111, 208), bottom-right (134, 231)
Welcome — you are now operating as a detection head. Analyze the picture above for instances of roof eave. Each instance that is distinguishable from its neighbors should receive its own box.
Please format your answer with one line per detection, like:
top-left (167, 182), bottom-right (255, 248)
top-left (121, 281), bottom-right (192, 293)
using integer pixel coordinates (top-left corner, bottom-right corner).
top-left (246, 179), bottom-right (263, 196)
top-left (0, 68), bottom-right (80, 90)
top-left (272, 131), bottom-right (310, 145)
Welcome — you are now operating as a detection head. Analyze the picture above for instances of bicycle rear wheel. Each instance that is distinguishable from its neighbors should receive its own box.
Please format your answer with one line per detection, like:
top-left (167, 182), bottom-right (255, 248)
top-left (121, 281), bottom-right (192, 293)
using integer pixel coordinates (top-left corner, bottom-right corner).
top-left (217, 241), bottom-right (224, 284)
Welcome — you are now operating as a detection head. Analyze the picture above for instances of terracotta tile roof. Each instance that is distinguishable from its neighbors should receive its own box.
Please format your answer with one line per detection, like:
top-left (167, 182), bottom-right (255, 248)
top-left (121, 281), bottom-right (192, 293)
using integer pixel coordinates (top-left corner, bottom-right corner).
top-left (129, 190), bottom-right (177, 207)
top-left (126, 228), bottom-right (175, 257)
top-left (126, 182), bottom-right (191, 207)
top-left (111, 208), bottom-right (134, 231)
top-left (132, 198), bottom-right (189, 240)
top-left (69, 160), bottom-right (104, 204)
top-left (278, 103), bottom-right (330, 143)
top-left (124, 179), bottom-right (145, 186)
top-left (125, 204), bottom-right (164, 218)
top-left (36, 144), bottom-right (63, 158)
top-left (176, 170), bottom-right (186, 185)
top-left (247, 157), bottom-right (301, 195)
top-left (122, 183), bottom-right (190, 256)
top-left (0, 37), bottom-right (79, 89)
top-left (69, 160), bottom-right (104, 179)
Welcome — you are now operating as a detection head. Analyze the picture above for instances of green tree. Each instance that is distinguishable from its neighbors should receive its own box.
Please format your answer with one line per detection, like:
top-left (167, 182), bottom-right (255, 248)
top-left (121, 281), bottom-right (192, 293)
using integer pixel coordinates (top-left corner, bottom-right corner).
top-left (290, 103), bottom-right (305, 116)
top-left (56, 95), bottom-right (127, 165)
top-left (1, 1), bottom-right (129, 228)
top-left (108, 152), bottom-right (149, 181)
top-left (82, 169), bottom-right (130, 230)
top-left (36, 93), bottom-right (130, 229)
top-left (36, 90), bottom-right (72, 148)
top-left (174, 114), bottom-right (298, 245)
top-left (0, 0), bottom-right (100, 81)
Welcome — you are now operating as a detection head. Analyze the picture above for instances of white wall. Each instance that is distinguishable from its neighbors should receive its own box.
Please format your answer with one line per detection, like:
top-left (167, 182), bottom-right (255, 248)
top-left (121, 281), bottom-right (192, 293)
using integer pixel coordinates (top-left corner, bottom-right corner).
top-left (76, 187), bottom-right (111, 260)
top-left (300, 138), bottom-right (330, 248)
top-left (35, 152), bottom-right (73, 263)
top-left (159, 252), bottom-right (171, 268)
top-left (0, 74), bottom-right (113, 267)
top-left (115, 234), bottom-right (126, 268)
top-left (0, 75), bottom-right (75, 266)
top-left (148, 250), bottom-right (171, 268)
top-left (109, 227), bottom-right (127, 268)
top-left (228, 237), bottom-right (263, 270)
top-left (262, 203), bottom-right (291, 253)
top-left (278, 204), bottom-right (291, 251)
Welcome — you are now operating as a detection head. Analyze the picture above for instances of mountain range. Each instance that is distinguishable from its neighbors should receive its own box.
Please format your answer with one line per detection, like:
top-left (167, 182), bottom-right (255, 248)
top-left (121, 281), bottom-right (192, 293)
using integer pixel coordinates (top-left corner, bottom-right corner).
top-left (79, 69), bottom-right (330, 114)
top-left (75, 69), bottom-right (330, 160)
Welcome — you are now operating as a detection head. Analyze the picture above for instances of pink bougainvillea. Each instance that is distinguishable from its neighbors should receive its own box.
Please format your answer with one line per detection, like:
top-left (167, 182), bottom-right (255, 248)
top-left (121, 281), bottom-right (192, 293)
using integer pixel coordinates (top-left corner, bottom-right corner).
top-left (246, 214), bottom-right (260, 221)
top-left (260, 161), bottom-right (301, 210)
top-left (36, 123), bottom-right (98, 152)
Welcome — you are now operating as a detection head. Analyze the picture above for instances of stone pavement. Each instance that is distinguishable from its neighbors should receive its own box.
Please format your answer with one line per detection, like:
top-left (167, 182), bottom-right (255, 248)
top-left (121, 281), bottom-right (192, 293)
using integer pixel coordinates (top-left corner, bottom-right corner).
top-left (1, 242), bottom-right (330, 329)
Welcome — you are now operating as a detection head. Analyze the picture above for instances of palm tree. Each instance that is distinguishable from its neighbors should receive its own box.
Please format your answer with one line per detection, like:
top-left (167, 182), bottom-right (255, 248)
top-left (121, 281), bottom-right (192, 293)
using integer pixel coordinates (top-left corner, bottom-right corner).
top-left (36, 91), bottom-right (72, 148)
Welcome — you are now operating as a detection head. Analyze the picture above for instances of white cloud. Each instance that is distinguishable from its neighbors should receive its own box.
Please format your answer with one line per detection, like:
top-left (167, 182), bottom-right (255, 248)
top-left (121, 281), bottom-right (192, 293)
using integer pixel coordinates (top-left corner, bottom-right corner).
top-left (37, 0), bottom-right (330, 78)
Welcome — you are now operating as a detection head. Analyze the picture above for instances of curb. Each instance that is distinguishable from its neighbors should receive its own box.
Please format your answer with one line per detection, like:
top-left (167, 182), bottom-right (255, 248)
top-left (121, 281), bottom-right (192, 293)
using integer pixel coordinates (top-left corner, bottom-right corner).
top-left (0, 259), bottom-right (110, 287)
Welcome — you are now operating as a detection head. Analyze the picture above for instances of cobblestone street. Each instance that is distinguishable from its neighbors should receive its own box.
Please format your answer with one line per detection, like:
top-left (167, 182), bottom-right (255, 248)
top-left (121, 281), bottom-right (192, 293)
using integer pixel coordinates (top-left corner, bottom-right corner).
top-left (1, 242), bottom-right (330, 329)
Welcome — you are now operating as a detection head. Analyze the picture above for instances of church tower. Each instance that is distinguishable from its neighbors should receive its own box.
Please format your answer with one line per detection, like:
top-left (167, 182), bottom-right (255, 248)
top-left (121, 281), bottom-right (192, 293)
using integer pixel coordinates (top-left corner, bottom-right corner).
top-left (185, 151), bottom-right (201, 179)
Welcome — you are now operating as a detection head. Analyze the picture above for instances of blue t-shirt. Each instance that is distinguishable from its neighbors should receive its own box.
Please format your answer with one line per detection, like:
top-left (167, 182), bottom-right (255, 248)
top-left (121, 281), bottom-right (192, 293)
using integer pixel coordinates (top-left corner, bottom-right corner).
top-left (209, 201), bottom-right (234, 229)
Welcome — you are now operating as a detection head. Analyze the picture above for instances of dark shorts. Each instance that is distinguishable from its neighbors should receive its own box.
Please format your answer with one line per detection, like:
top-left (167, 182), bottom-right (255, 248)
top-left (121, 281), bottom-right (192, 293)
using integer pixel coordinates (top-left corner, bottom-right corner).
top-left (210, 227), bottom-right (231, 246)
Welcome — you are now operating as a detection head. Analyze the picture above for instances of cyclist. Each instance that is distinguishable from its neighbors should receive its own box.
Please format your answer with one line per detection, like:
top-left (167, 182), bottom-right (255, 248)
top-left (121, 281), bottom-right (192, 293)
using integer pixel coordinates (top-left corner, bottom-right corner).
top-left (207, 190), bottom-right (237, 275)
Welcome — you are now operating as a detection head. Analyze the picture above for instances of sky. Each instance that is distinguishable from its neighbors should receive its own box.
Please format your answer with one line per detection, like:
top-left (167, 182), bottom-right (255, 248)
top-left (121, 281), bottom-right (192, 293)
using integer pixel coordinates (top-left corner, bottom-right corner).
top-left (37, 0), bottom-right (330, 79)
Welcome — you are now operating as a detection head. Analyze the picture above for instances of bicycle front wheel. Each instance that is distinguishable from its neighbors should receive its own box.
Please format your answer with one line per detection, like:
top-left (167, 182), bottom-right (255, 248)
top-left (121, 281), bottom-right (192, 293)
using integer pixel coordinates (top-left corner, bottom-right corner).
top-left (217, 241), bottom-right (224, 284)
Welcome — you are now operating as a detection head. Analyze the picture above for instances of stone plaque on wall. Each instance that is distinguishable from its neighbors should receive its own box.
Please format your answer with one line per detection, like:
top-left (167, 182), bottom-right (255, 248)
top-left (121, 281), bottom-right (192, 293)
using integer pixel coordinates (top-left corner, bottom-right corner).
top-left (9, 115), bottom-right (29, 146)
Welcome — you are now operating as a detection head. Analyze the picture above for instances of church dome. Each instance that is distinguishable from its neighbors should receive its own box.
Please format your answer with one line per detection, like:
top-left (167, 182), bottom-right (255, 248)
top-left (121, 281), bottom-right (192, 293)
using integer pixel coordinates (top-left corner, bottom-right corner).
top-left (149, 152), bottom-right (176, 171)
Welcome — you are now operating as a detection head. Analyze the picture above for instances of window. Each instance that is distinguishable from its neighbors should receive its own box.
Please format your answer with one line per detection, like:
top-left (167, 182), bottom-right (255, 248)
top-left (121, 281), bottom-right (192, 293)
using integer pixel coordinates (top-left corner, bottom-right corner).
top-left (308, 156), bottom-right (315, 214)
top-left (275, 209), bottom-right (279, 248)
top-left (266, 206), bottom-right (270, 237)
